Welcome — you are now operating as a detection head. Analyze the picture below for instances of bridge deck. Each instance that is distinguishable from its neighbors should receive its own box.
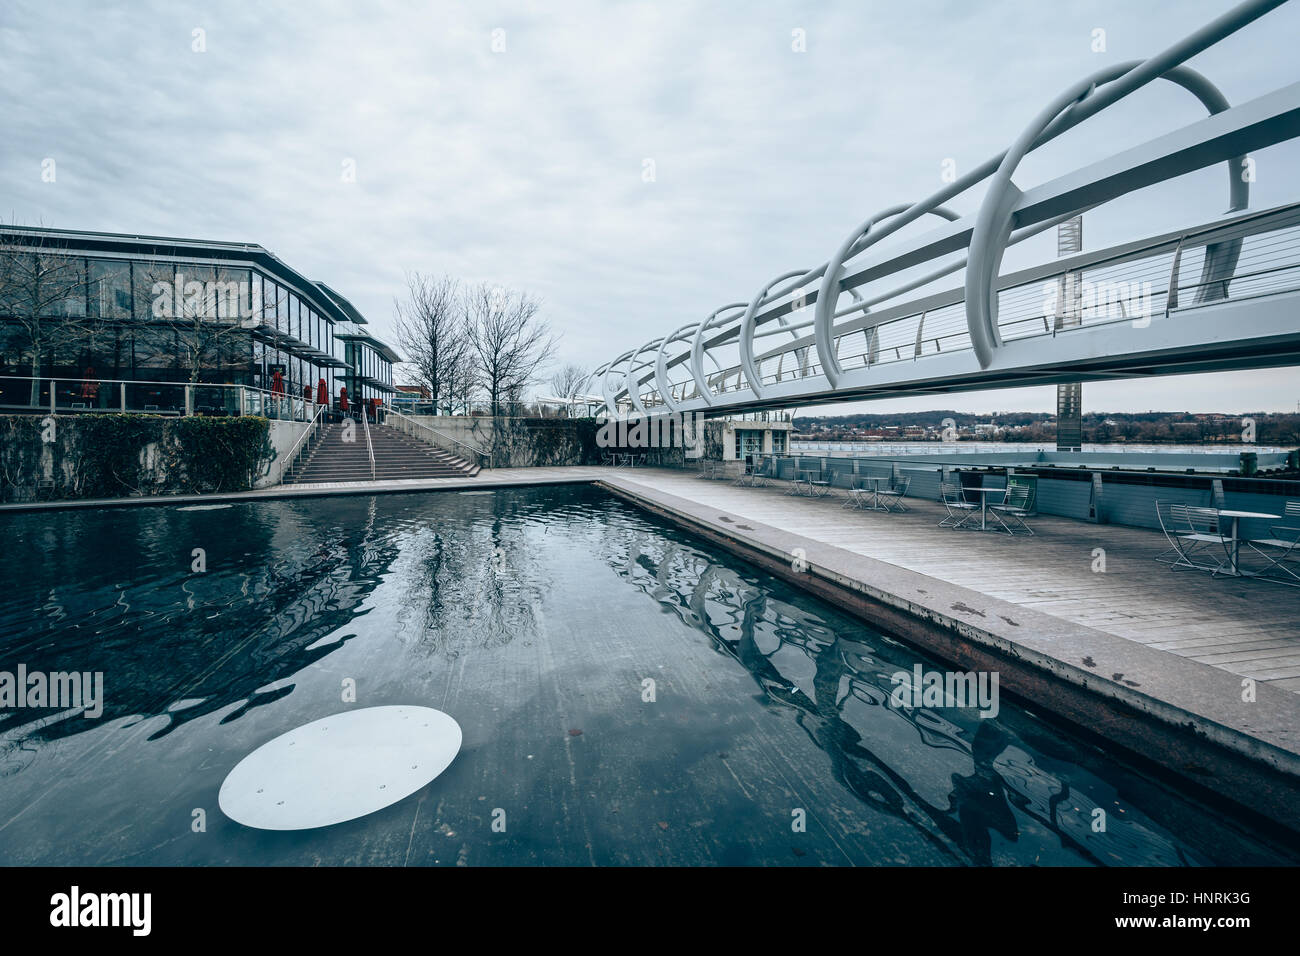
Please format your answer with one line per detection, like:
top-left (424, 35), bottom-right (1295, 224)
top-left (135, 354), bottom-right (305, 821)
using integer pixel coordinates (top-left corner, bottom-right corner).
top-left (600, 468), bottom-right (1300, 694)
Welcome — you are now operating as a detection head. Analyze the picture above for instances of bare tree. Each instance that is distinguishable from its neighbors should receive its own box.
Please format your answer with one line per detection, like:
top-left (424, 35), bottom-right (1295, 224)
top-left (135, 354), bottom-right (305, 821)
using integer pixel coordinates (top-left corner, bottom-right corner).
top-left (393, 272), bottom-right (471, 415)
top-left (131, 257), bottom-right (256, 384)
top-left (548, 362), bottom-right (591, 417)
top-left (464, 283), bottom-right (557, 416)
top-left (0, 238), bottom-right (100, 404)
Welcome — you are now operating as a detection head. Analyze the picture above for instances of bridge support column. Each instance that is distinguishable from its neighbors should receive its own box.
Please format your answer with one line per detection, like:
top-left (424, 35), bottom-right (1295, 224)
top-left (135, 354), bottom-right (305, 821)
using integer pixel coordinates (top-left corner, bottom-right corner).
top-left (1056, 215), bottom-right (1084, 452)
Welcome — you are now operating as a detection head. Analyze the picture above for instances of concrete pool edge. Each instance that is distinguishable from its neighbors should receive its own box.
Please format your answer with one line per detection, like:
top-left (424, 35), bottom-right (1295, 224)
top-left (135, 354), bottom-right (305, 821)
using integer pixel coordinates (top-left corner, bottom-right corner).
top-left (0, 468), bottom-right (605, 513)
top-left (597, 476), bottom-right (1300, 837)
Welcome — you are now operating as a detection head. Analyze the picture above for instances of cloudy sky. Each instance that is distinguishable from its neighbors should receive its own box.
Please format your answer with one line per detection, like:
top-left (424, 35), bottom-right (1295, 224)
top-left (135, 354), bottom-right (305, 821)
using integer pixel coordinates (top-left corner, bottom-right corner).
top-left (3, 0), bottom-right (1297, 414)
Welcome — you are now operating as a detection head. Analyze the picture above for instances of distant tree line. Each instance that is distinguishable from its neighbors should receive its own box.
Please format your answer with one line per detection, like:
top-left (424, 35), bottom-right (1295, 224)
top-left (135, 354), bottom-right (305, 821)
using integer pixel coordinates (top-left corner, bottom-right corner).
top-left (797, 410), bottom-right (1300, 445)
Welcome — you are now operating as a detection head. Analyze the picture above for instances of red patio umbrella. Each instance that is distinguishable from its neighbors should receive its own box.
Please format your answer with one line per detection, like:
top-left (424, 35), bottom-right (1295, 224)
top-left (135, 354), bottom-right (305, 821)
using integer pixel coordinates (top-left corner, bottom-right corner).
top-left (338, 385), bottom-right (349, 413)
top-left (316, 378), bottom-right (327, 406)
top-left (79, 366), bottom-right (99, 400)
top-left (271, 369), bottom-right (285, 397)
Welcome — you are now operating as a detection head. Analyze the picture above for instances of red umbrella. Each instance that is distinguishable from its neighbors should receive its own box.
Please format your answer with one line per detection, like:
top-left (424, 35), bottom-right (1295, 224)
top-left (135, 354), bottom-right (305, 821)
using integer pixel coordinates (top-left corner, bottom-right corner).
top-left (316, 378), bottom-right (327, 405)
top-left (80, 366), bottom-right (99, 400)
top-left (271, 369), bottom-right (285, 397)
top-left (338, 385), bottom-right (349, 412)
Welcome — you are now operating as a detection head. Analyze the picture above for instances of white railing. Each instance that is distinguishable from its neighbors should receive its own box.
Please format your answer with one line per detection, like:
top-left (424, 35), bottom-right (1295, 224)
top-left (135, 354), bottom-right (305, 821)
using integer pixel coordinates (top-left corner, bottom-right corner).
top-left (275, 401), bottom-right (327, 485)
top-left (386, 408), bottom-right (488, 469)
top-left (359, 404), bottom-right (376, 480)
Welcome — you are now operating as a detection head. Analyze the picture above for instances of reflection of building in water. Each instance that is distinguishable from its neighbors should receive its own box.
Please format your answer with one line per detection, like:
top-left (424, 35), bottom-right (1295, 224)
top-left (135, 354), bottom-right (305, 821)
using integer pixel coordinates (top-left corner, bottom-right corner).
top-left (603, 525), bottom-right (1200, 867)
top-left (0, 495), bottom-right (403, 745)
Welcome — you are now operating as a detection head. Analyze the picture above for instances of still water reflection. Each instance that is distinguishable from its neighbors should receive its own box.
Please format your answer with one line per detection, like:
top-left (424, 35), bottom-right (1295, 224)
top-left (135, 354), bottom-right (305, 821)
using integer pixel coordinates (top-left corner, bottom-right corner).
top-left (0, 486), bottom-right (1293, 865)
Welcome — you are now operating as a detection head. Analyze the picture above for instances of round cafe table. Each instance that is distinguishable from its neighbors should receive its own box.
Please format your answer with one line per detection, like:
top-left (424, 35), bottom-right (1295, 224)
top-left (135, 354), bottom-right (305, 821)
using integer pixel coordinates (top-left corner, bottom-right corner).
top-left (1218, 509), bottom-right (1279, 576)
top-left (968, 486), bottom-right (1007, 531)
top-left (856, 476), bottom-right (888, 511)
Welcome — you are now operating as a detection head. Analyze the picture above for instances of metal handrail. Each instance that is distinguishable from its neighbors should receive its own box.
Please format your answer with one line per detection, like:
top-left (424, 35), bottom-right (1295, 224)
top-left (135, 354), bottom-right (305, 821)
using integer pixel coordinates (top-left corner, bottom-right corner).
top-left (360, 403), bottom-right (376, 480)
top-left (277, 401), bottom-right (326, 485)
top-left (386, 408), bottom-right (489, 469)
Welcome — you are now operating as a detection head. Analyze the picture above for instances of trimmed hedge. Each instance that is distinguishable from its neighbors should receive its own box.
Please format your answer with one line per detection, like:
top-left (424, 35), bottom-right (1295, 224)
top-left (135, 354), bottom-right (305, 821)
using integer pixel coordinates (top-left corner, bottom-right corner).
top-left (0, 414), bottom-right (274, 502)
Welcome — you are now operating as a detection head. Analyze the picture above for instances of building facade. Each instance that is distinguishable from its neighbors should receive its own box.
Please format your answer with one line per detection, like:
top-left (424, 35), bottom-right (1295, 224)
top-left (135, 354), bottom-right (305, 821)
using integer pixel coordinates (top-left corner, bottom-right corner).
top-left (0, 226), bottom-right (399, 415)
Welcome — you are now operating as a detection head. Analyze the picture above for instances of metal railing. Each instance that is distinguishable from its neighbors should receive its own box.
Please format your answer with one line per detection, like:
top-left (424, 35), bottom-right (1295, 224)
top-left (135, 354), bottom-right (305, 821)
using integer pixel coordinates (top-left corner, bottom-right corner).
top-left (359, 402), bottom-right (376, 480)
top-left (386, 408), bottom-right (489, 469)
top-left (0, 374), bottom-right (318, 421)
top-left (276, 401), bottom-right (327, 485)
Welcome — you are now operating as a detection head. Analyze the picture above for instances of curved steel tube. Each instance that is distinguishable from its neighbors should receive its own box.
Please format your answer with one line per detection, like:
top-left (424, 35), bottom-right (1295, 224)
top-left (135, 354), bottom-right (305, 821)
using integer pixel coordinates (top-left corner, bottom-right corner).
top-left (654, 323), bottom-right (698, 414)
top-left (689, 303), bottom-right (746, 406)
top-left (624, 338), bottom-right (663, 415)
top-left (739, 268), bottom-right (813, 397)
top-left (813, 204), bottom-right (961, 386)
top-left (966, 63), bottom-right (1248, 368)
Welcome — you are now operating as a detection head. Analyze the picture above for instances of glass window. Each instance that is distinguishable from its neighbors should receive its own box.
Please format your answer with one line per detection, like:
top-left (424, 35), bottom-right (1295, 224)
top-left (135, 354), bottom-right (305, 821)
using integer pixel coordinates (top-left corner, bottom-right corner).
top-left (278, 285), bottom-right (290, 335)
top-left (88, 260), bottom-right (132, 318)
top-left (39, 256), bottom-right (87, 317)
top-left (251, 272), bottom-right (264, 324)
top-left (135, 328), bottom-right (177, 369)
top-left (182, 265), bottom-right (217, 319)
top-left (214, 267), bottom-right (249, 323)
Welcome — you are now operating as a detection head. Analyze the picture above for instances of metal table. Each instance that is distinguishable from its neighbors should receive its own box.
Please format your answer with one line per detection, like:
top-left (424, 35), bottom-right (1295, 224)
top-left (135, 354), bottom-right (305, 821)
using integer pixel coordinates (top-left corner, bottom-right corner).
top-left (1218, 509), bottom-right (1279, 576)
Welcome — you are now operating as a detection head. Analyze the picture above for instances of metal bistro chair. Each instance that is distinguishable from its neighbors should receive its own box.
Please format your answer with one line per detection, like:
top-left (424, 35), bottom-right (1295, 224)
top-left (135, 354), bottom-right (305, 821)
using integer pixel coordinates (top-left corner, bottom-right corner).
top-left (939, 481), bottom-right (980, 529)
top-left (1239, 501), bottom-right (1300, 586)
top-left (828, 470), bottom-right (858, 505)
top-left (1154, 501), bottom-right (1227, 573)
top-left (743, 457), bottom-right (773, 488)
top-left (990, 483), bottom-right (1033, 535)
top-left (877, 476), bottom-right (911, 513)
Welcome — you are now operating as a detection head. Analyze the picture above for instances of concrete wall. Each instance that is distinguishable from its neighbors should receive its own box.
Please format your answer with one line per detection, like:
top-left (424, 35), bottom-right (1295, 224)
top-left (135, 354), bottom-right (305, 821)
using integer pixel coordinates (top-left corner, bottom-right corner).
top-left (761, 451), bottom-right (1300, 535)
top-left (259, 419), bottom-right (311, 488)
top-left (406, 415), bottom-right (609, 468)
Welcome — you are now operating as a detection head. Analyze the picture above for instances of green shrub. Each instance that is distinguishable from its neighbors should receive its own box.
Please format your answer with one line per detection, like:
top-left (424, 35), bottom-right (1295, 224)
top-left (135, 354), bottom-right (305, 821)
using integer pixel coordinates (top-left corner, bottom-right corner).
top-left (0, 414), bottom-right (273, 502)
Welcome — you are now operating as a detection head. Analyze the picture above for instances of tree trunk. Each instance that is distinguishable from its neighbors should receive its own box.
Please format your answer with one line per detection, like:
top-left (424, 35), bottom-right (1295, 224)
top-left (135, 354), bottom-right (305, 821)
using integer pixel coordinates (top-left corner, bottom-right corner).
top-left (29, 353), bottom-right (41, 407)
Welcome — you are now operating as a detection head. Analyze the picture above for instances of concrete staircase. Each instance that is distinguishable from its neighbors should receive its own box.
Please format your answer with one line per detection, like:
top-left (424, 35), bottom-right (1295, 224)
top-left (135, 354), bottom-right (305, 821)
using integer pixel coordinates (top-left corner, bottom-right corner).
top-left (284, 421), bottom-right (479, 484)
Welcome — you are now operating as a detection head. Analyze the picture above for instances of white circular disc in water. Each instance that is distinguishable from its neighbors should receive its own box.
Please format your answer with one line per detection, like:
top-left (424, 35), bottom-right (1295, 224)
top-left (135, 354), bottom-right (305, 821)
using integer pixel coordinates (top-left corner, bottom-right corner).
top-left (219, 706), bottom-right (462, 830)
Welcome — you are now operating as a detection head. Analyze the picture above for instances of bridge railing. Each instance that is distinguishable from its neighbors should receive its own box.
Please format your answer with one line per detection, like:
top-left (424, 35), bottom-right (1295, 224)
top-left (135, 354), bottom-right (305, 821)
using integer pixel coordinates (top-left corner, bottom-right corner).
top-left (672, 200), bottom-right (1300, 404)
top-left (606, 0), bottom-right (1300, 415)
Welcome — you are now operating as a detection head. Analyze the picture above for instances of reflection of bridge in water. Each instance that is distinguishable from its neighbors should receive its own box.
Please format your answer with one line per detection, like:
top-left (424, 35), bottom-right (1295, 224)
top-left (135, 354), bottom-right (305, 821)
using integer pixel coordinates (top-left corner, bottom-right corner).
top-left (595, 0), bottom-right (1300, 419)
top-left (601, 522), bottom-right (1257, 865)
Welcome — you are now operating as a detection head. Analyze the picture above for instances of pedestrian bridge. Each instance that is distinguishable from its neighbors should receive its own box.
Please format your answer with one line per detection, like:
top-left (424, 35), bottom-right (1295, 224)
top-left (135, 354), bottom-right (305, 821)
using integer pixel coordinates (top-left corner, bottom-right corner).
top-left (593, 0), bottom-right (1300, 418)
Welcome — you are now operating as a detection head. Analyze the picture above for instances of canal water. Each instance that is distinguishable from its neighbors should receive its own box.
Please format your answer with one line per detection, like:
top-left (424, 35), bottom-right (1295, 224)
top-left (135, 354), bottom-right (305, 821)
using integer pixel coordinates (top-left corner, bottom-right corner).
top-left (0, 485), bottom-right (1294, 865)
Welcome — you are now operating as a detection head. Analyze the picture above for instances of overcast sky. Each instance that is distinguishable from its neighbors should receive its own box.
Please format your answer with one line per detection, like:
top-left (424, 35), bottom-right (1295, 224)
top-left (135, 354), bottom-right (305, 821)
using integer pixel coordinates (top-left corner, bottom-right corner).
top-left (3, 0), bottom-right (1298, 414)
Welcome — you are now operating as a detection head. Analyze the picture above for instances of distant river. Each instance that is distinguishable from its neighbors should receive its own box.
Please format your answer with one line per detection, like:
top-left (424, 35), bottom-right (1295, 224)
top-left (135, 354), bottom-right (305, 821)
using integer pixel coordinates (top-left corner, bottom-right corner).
top-left (793, 441), bottom-right (1288, 456)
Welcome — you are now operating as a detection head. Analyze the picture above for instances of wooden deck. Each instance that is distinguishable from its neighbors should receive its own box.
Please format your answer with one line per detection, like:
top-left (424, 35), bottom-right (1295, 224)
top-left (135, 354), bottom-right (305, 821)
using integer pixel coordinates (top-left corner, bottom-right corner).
top-left (603, 468), bottom-right (1300, 693)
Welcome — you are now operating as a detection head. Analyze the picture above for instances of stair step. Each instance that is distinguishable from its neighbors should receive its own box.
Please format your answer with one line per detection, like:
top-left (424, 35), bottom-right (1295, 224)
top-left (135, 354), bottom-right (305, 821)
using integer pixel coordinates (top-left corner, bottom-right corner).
top-left (282, 419), bottom-right (480, 484)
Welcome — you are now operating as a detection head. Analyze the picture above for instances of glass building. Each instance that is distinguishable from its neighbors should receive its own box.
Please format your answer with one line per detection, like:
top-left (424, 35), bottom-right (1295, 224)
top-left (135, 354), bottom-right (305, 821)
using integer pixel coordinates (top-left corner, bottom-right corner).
top-left (0, 225), bottom-right (399, 415)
